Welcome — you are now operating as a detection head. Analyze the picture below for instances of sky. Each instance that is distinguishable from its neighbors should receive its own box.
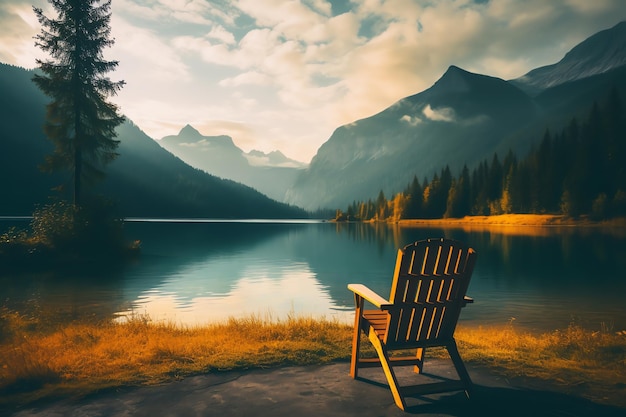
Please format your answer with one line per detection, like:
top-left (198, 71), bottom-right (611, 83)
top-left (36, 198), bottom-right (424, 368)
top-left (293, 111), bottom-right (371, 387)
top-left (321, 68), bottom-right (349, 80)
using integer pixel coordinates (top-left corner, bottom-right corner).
top-left (1, 0), bottom-right (626, 163)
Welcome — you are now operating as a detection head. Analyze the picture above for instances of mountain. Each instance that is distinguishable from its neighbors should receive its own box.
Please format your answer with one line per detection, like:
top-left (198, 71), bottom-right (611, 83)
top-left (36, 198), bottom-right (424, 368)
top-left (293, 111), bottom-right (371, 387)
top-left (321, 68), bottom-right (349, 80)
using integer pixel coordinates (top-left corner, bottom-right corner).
top-left (157, 126), bottom-right (306, 202)
top-left (0, 63), bottom-right (307, 219)
top-left (285, 66), bottom-right (538, 210)
top-left (286, 22), bottom-right (626, 211)
top-left (512, 21), bottom-right (626, 95)
top-left (246, 149), bottom-right (306, 169)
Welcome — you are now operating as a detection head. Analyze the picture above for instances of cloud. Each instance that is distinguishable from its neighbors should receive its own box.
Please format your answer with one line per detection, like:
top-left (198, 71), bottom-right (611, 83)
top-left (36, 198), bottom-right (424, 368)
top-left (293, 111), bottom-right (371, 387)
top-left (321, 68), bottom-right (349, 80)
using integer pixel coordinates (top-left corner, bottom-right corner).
top-left (401, 115), bottom-right (422, 126)
top-left (0, 1), bottom-right (48, 67)
top-left (111, 16), bottom-right (189, 82)
top-left (179, 139), bottom-right (210, 149)
top-left (235, 0), bottom-right (326, 39)
top-left (193, 120), bottom-right (258, 146)
top-left (219, 70), bottom-right (271, 87)
top-left (565, 0), bottom-right (619, 14)
top-left (116, 0), bottom-right (234, 25)
top-left (3, 0), bottom-right (625, 164)
top-left (172, 28), bottom-right (275, 69)
top-left (207, 25), bottom-right (236, 44)
top-left (420, 105), bottom-right (488, 126)
top-left (423, 105), bottom-right (456, 122)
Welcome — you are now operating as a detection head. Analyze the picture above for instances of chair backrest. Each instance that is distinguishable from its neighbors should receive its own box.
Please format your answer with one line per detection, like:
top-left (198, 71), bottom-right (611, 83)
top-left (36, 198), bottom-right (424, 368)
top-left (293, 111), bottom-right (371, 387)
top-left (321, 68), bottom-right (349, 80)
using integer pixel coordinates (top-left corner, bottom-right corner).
top-left (384, 238), bottom-right (477, 348)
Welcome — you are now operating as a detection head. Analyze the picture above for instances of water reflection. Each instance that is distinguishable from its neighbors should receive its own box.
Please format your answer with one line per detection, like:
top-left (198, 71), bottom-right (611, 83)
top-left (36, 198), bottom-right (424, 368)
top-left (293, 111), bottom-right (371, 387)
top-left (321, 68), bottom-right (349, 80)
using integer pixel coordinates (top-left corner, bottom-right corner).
top-left (125, 265), bottom-right (345, 325)
top-left (1, 219), bottom-right (625, 332)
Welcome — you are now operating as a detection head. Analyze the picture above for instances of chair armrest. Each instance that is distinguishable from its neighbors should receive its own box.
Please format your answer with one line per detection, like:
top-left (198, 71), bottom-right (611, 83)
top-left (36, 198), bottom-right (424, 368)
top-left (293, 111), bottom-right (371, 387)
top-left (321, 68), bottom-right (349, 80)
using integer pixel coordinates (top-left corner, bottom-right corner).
top-left (348, 284), bottom-right (392, 308)
top-left (462, 296), bottom-right (474, 307)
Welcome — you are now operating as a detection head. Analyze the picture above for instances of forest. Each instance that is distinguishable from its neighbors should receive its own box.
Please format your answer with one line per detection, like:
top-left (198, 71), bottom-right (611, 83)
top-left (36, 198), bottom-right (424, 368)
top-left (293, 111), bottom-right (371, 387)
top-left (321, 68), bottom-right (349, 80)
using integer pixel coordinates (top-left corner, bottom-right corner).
top-left (337, 89), bottom-right (626, 222)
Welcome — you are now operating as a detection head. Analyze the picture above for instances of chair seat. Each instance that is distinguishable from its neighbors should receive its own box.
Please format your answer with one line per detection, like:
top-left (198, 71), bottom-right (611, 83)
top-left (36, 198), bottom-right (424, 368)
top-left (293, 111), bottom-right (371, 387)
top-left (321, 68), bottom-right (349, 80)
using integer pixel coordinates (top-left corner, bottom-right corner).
top-left (362, 310), bottom-right (388, 339)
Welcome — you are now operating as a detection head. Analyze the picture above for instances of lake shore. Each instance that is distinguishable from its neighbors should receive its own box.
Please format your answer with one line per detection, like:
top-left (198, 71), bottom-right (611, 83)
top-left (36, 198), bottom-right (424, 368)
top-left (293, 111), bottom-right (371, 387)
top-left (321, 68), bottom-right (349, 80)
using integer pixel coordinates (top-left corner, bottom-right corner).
top-left (384, 214), bottom-right (626, 236)
top-left (395, 213), bottom-right (626, 227)
top-left (1, 315), bottom-right (624, 412)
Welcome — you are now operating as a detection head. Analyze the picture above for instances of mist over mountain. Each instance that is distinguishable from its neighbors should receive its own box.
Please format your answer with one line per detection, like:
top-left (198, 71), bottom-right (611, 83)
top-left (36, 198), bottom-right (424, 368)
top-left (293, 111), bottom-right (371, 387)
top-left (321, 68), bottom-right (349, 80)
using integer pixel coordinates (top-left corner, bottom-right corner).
top-left (246, 149), bottom-right (305, 169)
top-left (157, 125), bottom-right (306, 202)
top-left (285, 21), bottom-right (626, 211)
top-left (0, 63), bottom-right (306, 218)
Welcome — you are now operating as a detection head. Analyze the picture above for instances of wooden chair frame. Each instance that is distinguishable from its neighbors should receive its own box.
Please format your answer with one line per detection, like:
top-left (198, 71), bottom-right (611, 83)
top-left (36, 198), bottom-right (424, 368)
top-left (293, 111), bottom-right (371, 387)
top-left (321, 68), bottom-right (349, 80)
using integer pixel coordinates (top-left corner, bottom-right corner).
top-left (348, 238), bottom-right (477, 410)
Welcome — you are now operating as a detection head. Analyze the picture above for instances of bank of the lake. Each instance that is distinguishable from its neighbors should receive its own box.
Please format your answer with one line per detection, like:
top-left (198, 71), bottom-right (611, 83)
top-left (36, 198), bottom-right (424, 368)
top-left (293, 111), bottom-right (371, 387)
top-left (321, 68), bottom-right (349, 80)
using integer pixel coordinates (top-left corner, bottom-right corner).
top-left (2, 216), bottom-right (626, 413)
top-left (395, 214), bottom-right (626, 228)
top-left (1, 314), bottom-right (625, 412)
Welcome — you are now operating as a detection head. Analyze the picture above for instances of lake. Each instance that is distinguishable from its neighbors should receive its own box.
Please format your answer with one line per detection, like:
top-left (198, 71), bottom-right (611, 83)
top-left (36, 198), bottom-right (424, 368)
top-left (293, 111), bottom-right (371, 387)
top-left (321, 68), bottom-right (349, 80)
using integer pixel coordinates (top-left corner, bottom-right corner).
top-left (1, 219), bottom-right (625, 332)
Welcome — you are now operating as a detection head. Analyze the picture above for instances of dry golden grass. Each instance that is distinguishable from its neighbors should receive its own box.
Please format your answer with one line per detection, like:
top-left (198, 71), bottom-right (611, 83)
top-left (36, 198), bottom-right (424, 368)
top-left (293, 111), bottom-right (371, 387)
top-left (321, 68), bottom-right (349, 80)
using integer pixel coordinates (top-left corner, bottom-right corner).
top-left (1, 309), bottom-right (625, 408)
top-left (0, 311), bottom-right (357, 406)
top-left (456, 323), bottom-right (626, 380)
top-left (396, 214), bottom-right (626, 237)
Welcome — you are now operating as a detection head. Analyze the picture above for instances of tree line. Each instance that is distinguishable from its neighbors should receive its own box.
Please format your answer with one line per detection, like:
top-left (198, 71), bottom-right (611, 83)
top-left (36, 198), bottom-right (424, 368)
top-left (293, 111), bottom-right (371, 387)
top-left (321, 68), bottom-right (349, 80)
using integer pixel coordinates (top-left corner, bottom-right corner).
top-left (337, 88), bottom-right (626, 221)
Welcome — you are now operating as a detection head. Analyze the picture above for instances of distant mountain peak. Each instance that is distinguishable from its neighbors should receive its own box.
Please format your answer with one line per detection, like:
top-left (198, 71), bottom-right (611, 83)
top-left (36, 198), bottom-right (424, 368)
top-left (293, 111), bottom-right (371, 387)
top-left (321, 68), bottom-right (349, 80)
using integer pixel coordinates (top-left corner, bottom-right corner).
top-left (179, 124), bottom-right (202, 138)
top-left (245, 149), bottom-right (307, 168)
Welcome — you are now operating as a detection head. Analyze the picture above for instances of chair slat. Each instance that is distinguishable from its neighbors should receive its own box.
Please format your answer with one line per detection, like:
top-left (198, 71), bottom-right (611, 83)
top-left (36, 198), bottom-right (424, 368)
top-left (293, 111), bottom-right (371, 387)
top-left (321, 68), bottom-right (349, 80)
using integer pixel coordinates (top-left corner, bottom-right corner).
top-left (431, 303), bottom-right (446, 338)
top-left (407, 306), bottom-right (424, 341)
top-left (422, 244), bottom-right (440, 275)
top-left (447, 246), bottom-right (462, 275)
top-left (415, 279), bottom-right (428, 303)
top-left (435, 240), bottom-right (454, 276)
top-left (410, 243), bottom-right (428, 276)
top-left (404, 277), bottom-right (419, 303)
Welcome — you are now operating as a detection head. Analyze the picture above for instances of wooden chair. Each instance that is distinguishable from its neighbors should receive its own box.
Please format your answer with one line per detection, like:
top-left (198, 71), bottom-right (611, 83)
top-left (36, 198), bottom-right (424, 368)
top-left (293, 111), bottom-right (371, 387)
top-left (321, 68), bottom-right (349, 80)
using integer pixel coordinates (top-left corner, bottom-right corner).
top-left (348, 237), bottom-right (477, 410)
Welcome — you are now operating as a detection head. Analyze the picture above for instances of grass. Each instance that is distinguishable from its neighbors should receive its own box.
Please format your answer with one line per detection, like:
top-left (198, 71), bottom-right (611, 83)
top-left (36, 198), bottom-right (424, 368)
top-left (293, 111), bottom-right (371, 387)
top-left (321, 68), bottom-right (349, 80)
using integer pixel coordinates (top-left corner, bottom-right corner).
top-left (1, 309), bottom-right (625, 409)
top-left (0, 310), bottom-right (358, 407)
top-left (455, 322), bottom-right (626, 390)
top-left (396, 214), bottom-right (626, 237)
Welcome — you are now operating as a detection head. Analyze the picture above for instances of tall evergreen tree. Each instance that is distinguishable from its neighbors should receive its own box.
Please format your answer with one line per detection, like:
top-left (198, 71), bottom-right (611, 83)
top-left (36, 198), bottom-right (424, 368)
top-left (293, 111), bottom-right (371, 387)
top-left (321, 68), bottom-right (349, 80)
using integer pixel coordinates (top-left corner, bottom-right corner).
top-left (447, 165), bottom-right (471, 217)
top-left (487, 153), bottom-right (503, 203)
top-left (33, 0), bottom-right (125, 206)
top-left (375, 190), bottom-right (387, 219)
top-left (471, 160), bottom-right (488, 214)
top-left (404, 176), bottom-right (424, 218)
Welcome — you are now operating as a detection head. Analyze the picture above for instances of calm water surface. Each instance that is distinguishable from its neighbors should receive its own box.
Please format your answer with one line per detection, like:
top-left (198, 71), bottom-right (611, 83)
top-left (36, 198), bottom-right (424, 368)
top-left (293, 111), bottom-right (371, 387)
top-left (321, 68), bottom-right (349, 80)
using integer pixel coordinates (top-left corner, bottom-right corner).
top-left (2, 220), bottom-right (625, 332)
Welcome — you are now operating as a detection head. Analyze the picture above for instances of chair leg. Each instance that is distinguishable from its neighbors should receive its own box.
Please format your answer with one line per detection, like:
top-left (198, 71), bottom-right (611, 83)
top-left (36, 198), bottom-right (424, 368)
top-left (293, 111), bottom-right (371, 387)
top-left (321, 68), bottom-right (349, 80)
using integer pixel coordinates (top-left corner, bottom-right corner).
top-left (447, 340), bottom-right (473, 397)
top-left (349, 322), bottom-right (362, 378)
top-left (350, 294), bottom-right (364, 379)
top-left (368, 327), bottom-right (407, 410)
top-left (413, 347), bottom-right (425, 373)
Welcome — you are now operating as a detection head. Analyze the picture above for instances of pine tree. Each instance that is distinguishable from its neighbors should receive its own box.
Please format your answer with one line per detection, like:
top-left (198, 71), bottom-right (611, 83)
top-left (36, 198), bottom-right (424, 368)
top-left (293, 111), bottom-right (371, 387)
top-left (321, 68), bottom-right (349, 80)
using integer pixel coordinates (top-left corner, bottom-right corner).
top-left (445, 165), bottom-right (471, 218)
top-left (603, 88), bottom-right (626, 208)
top-left (33, 0), bottom-right (125, 206)
top-left (404, 176), bottom-right (423, 218)
top-left (444, 178), bottom-right (460, 218)
top-left (376, 190), bottom-right (387, 220)
top-left (487, 153), bottom-right (503, 203)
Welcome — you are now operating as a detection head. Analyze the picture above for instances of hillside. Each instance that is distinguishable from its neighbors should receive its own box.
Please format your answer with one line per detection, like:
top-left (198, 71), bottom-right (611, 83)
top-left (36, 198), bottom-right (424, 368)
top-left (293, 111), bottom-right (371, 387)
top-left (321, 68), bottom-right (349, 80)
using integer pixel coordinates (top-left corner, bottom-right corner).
top-left (511, 21), bottom-right (626, 95)
top-left (285, 22), bottom-right (626, 211)
top-left (0, 63), bottom-right (307, 219)
top-left (157, 125), bottom-right (306, 202)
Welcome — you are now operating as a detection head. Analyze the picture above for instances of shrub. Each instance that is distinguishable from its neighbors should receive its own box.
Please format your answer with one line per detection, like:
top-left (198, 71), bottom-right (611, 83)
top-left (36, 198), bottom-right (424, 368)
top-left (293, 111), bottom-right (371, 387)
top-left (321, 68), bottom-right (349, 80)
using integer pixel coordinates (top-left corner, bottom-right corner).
top-left (0, 199), bottom-right (138, 267)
